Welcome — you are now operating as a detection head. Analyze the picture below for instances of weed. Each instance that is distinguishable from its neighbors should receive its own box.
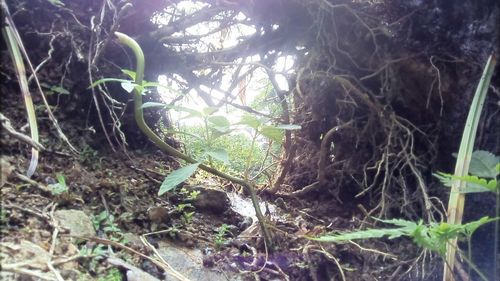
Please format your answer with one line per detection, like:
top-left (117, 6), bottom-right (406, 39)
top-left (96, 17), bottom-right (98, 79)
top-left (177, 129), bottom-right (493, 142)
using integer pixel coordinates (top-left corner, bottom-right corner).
top-left (174, 203), bottom-right (196, 225)
top-left (97, 268), bottom-right (122, 281)
top-left (180, 188), bottom-right (200, 201)
top-left (79, 244), bottom-right (107, 273)
top-left (92, 211), bottom-right (124, 241)
top-left (48, 173), bottom-right (68, 195)
top-left (181, 211), bottom-right (195, 224)
top-left (214, 224), bottom-right (230, 249)
top-left (175, 203), bottom-right (194, 213)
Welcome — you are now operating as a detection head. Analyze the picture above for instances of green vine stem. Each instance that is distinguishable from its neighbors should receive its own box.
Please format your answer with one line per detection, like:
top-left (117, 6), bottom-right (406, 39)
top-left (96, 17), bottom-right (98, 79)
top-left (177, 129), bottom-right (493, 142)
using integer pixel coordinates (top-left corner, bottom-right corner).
top-left (114, 32), bottom-right (272, 247)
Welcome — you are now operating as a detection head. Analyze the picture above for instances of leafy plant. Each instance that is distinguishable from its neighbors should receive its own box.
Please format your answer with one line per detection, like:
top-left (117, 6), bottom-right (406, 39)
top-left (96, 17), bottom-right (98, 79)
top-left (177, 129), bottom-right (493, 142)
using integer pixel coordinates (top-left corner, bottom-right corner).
top-left (434, 150), bottom-right (499, 193)
top-left (214, 223), bottom-right (231, 249)
top-left (310, 217), bottom-right (497, 281)
top-left (158, 163), bottom-right (200, 195)
top-left (48, 174), bottom-right (68, 195)
top-left (97, 268), bottom-right (122, 281)
top-left (105, 31), bottom-right (274, 246)
top-left (180, 188), bottom-right (200, 201)
top-left (312, 217), bottom-right (495, 257)
top-left (79, 244), bottom-right (107, 273)
top-left (144, 103), bottom-right (233, 164)
top-left (144, 102), bottom-right (299, 191)
top-left (181, 211), bottom-right (195, 225)
top-left (92, 211), bottom-right (124, 241)
top-left (173, 203), bottom-right (196, 225)
top-left (178, 126), bottom-right (278, 182)
top-left (41, 83), bottom-right (70, 96)
top-left (175, 203), bottom-right (194, 213)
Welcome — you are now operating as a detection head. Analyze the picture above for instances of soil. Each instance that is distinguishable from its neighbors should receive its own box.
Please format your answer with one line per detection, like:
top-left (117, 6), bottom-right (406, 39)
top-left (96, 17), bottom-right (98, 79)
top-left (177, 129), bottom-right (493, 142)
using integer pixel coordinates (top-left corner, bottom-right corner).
top-left (0, 112), bottom-right (436, 280)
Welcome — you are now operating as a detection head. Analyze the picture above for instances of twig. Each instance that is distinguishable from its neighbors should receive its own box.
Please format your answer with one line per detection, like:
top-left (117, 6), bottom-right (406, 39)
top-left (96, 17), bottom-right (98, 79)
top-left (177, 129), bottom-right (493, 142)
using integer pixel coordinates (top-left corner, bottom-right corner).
top-left (74, 236), bottom-right (190, 281)
top-left (13, 172), bottom-right (52, 193)
top-left (1, 267), bottom-right (57, 281)
top-left (0, 113), bottom-right (44, 150)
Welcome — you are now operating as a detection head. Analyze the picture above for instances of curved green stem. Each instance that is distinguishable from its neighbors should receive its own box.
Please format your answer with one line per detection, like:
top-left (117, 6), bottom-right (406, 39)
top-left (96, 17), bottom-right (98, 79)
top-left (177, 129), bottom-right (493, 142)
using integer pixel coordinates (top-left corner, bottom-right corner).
top-left (114, 32), bottom-right (272, 247)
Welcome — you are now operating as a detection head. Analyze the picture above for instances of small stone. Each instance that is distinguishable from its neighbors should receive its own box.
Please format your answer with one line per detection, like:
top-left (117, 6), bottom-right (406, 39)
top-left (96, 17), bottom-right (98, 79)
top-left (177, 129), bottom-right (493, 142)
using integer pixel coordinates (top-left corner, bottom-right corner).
top-left (187, 186), bottom-right (231, 214)
top-left (54, 209), bottom-right (95, 237)
top-left (147, 207), bottom-right (171, 224)
top-left (122, 233), bottom-right (143, 248)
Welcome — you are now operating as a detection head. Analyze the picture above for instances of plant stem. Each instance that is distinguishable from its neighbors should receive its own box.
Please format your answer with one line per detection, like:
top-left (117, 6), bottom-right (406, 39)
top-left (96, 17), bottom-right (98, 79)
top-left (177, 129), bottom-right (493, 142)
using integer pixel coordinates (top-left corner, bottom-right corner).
top-left (494, 189), bottom-right (500, 281)
top-left (114, 32), bottom-right (272, 247)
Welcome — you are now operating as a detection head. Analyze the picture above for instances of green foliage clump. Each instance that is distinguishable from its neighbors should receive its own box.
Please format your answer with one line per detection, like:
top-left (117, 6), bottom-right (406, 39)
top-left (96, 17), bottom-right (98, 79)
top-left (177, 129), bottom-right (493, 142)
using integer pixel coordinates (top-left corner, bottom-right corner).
top-left (214, 223), bottom-right (231, 249)
top-left (311, 217), bottom-right (496, 258)
top-left (91, 211), bottom-right (124, 241)
top-left (434, 150), bottom-right (499, 193)
top-left (179, 125), bottom-right (275, 179)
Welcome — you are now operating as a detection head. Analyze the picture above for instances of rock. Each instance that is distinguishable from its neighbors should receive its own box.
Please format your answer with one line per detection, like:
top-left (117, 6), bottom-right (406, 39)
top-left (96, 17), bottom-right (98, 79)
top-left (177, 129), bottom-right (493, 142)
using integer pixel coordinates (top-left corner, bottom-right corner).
top-left (122, 233), bottom-right (143, 248)
top-left (107, 257), bottom-right (160, 281)
top-left (157, 241), bottom-right (243, 281)
top-left (147, 207), bottom-right (172, 224)
top-left (1, 240), bottom-right (50, 269)
top-left (54, 209), bottom-right (95, 237)
top-left (187, 186), bottom-right (231, 214)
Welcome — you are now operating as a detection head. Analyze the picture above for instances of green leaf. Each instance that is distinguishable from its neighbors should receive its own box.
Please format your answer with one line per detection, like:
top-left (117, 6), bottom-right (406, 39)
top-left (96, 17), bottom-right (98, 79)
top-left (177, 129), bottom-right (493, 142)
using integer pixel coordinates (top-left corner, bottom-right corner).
top-left (469, 150), bottom-right (500, 178)
top-left (121, 82), bottom-right (135, 93)
top-left (208, 116), bottom-right (230, 133)
top-left (88, 78), bottom-right (137, 89)
top-left (49, 174), bottom-right (68, 195)
top-left (204, 148), bottom-right (229, 164)
top-left (56, 174), bottom-right (66, 186)
top-left (261, 126), bottom-right (284, 143)
top-left (275, 124), bottom-right (301, 130)
top-left (434, 172), bottom-right (497, 193)
top-left (50, 86), bottom-right (70, 95)
top-left (311, 226), bottom-right (414, 242)
top-left (202, 107), bottom-right (218, 116)
top-left (238, 115), bottom-right (262, 129)
top-left (158, 163), bottom-right (200, 196)
top-left (462, 216), bottom-right (498, 236)
top-left (121, 69), bottom-right (136, 80)
top-left (208, 116), bottom-right (230, 128)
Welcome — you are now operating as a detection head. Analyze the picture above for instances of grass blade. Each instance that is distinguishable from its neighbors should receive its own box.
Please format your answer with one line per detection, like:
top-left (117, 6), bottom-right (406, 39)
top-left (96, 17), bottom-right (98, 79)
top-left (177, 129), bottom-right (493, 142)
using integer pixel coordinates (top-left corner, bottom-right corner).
top-left (443, 54), bottom-right (497, 281)
top-left (2, 17), bottom-right (39, 177)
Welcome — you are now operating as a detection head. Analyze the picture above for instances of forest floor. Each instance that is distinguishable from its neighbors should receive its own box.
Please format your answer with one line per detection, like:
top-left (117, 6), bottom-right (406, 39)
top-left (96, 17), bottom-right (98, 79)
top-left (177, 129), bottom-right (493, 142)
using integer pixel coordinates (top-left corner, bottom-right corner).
top-left (0, 139), bottom-right (435, 281)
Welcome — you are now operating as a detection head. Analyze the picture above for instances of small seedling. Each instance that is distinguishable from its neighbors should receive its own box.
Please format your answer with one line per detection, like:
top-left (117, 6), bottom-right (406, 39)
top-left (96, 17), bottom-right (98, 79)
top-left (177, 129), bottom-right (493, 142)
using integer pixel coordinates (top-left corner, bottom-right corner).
top-left (48, 174), bottom-right (68, 196)
top-left (97, 268), bottom-right (122, 281)
top-left (92, 211), bottom-right (124, 241)
top-left (180, 188), bottom-right (201, 201)
top-left (182, 211), bottom-right (195, 225)
top-left (214, 224), bottom-right (230, 248)
top-left (175, 203), bottom-right (193, 213)
top-left (79, 244), bottom-right (107, 273)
